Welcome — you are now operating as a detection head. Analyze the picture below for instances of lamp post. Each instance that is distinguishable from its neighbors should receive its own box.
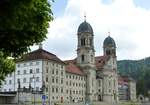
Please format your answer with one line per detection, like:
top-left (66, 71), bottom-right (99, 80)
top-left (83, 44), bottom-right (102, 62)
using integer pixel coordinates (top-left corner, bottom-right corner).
top-left (42, 82), bottom-right (46, 105)
top-left (18, 80), bottom-right (21, 105)
top-left (32, 72), bottom-right (36, 105)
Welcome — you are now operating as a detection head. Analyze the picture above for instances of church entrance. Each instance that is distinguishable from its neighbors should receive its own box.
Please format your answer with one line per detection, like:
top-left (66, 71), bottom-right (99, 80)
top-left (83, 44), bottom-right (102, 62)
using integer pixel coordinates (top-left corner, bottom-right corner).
top-left (98, 95), bottom-right (102, 101)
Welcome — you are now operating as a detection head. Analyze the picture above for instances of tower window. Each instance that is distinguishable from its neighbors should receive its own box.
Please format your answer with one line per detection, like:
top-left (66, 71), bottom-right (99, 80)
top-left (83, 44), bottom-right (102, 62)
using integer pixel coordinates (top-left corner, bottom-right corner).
top-left (106, 50), bottom-right (111, 55)
top-left (81, 38), bottom-right (85, 46)
top-left (90, 38), bottom-right (92, 46)
top-left (81, 55), bottom-right (85, 62)
top-left (91, 55), bottom-right (93, 62)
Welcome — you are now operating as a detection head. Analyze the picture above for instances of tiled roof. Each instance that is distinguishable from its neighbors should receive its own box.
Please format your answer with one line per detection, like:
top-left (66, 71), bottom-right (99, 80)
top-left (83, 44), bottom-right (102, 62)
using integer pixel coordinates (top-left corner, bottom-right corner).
top-left (64, 59), bottom-right (76, 64)
top-left (95, 56), bottom-right (110, 69)
top-left (16, 48), bottom-right (65, 64)
top-left (118, 75), bottom-right (135, 85)
top-left (65, 62), bottom-right (85, 75)
top-left (64, 56), bottom-right (110, 75)
top-left (118, 76), bottom-right (129, 85)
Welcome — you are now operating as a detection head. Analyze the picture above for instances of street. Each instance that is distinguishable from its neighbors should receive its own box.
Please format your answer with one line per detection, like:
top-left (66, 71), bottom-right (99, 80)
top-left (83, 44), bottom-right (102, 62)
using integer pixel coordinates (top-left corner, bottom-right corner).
top-left (141, 102), bottom-right (150, 105)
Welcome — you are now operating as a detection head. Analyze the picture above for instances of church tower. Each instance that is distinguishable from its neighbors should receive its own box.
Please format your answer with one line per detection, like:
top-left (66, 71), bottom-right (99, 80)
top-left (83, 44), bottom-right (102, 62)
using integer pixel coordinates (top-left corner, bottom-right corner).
top-left (103, 34), bottom-right (116, 57)
top-left (77, 20), bottom-right (95, 67)
top-left (76, 19), bottom-right (96, 103)
top-left (102, 34), bottom-right (118, 103)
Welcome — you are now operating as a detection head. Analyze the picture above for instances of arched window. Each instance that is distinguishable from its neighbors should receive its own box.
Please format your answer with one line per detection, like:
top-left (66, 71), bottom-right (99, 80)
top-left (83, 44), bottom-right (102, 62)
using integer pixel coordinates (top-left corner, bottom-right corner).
top-left (106, 50), bottom-right (110, 55)
top-left (81, 38), bottom-right (85, 46)
top-left (91, 55), bottom-right (93, 62)
top-left (81, 55), bottom-right (85, 62)
top-left (90, 38), bottom-right (92, 46)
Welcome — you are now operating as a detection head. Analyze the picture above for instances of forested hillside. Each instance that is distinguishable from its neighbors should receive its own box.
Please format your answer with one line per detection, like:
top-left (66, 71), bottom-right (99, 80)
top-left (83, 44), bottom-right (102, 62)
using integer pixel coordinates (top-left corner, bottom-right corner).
top-left (117, 57), bottom-right (150, 96)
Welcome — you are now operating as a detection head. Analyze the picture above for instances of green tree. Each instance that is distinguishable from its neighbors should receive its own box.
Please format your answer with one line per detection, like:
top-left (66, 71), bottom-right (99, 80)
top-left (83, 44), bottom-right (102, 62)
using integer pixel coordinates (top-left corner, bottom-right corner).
top-left (0, 0), bottom-right (53, 84)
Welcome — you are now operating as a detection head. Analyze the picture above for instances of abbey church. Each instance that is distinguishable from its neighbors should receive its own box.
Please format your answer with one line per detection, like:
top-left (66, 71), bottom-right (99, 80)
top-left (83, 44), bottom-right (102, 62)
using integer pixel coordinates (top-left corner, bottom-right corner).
top-left (74, 20), bottom-right (118, 103)
top-left (0, 20), bottom-right (136, 104)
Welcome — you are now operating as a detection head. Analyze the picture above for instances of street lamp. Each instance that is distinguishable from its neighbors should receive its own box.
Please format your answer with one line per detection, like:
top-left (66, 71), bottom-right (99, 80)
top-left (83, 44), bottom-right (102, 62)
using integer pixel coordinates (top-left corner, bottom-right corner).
top-left (31, 72), bottom-right (36, 105)
top-left (18, 80), bottom-right (21, 105)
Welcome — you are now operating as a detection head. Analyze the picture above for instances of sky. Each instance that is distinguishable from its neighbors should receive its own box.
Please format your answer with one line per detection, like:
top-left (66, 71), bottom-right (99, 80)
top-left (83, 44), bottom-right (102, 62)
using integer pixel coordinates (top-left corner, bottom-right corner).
top-left (32, 0), bottom-right (150, 60)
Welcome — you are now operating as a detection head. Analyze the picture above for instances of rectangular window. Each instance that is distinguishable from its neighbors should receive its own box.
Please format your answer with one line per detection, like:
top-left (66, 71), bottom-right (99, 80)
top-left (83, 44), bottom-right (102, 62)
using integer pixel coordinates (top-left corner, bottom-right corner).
top-left (56, 69), bottom-right (58, 75)
top-left (36, 61), bottom-right (39, 65)
top-left (46, 68), bottom-right (48, 73)
top-left (36, 68), bottom-right (39, 73)
top-left (30, 78), bottom-right (32, 82)
top-left (61, 88), bottom-right (63, 93)
top-left (36, 87), bottom-right (39, 91)
top-left (61, 65), bottom-right (63, 69)
top-left (52, 69), bottom-right (54, 74)
top-left (36, 77), bottom-right (39, 82)
top-left (9, 80), bottom-right (12, 84)
top-left (61, 79), bottom-right (63, 84)
top-left (56, 87), bottom-right (58, 93)
top-left (66, 89), bottom-right (68, 94)
top-left (46, 87), bottom-right (48, 92)
top-left (17, 79), bottom-right (20, 83)
top-left (24, 63), bottom-right (26, 67)
top-left (23, 78), bottom-right (26, 83)
top-left (73, 75), bottom-right (74, 79)
top-left (70, 81), bottom-right (71, 86)
top-left (17, 70), bottom-right (20, 75)
top-left (52, 87), bottom-right (54, 93)
top-left (29, 62), bottom-right (33, 66)
top-left (17, 64), bottom-right (20, 67)
top-left (61, 71), bottom-right (63, 76)
top-left (52, 77), bottom-right (54, 83)
top-left (46, 77), bottom-right (48, 82)
top-left (56, 78), bottom-right (58, 83)
top-left (99, 80), bottom-right (101, 87)
top-left (30, 69), bottom-right (33, 73)
top-left (24, 70), bottom-right (26, 74)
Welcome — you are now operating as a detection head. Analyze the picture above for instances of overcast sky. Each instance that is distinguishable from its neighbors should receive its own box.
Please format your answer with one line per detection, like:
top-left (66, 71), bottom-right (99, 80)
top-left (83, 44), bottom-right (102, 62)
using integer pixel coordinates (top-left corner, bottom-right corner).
top-left (32, 0), bottom-right (150, 60)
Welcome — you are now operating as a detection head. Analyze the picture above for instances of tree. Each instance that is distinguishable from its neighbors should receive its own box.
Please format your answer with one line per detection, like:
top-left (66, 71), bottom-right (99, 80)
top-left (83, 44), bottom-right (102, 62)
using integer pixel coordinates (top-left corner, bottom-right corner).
top-left (0, 0), bottom-right (53, 84)
top-left (0, 52), bottom-right (15, 85)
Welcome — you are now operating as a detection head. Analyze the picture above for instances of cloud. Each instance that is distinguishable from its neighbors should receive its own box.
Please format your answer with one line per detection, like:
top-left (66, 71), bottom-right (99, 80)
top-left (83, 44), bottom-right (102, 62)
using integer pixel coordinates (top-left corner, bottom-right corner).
top-left (36, 0), bottom-right (150, 60)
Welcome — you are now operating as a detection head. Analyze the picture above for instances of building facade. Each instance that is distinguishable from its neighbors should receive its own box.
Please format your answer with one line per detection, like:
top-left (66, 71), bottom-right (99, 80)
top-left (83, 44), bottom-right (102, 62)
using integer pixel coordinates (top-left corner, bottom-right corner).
top-left (118, 75), bottom-right (136, 101)
top-left (0, 20), bottom-right (136, 104)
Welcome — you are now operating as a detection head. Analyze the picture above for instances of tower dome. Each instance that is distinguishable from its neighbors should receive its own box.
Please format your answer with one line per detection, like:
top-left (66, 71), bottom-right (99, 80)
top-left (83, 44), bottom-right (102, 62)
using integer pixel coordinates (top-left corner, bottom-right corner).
top-left (77, 21), bottom-right (93, 34)
top-left (103, 36), bottom-right (116, 48)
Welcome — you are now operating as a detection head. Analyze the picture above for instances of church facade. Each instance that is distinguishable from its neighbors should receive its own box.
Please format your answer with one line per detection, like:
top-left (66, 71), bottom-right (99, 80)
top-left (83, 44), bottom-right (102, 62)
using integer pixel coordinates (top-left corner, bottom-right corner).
top-left (0, 20), bottom-right (136, 104)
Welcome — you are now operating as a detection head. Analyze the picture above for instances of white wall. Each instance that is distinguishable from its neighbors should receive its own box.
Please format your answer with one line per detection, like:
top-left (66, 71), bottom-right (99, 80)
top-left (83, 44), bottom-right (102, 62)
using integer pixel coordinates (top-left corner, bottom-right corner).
top-left (15, 60), bottom-right (43, 91)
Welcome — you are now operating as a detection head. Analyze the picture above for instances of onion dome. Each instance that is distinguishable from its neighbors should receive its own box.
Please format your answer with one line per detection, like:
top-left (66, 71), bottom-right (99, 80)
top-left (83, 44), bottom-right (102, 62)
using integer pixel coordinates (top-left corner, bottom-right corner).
top-left (103, 36), bottom-right (116, 48)
top-left (77, 21), bottom-right (93, 34)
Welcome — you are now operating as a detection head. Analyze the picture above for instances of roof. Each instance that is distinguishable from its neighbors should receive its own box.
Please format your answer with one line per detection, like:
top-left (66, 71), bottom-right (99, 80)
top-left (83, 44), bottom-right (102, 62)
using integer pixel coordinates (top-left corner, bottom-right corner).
top-left (77, 21), bottom-right (93, 34)
top-left (65, 61), bottom-right (85, 75)
top-left (64, 56), bottom-right (110, 75)
top-left (118, 75), bottom-right (136, 85)
top-left (103, 36), bottom-right (116, 48)
top-left (95, 56), bottom-right (110, 69)
top-left (16, 48), bottom-right (65, 64)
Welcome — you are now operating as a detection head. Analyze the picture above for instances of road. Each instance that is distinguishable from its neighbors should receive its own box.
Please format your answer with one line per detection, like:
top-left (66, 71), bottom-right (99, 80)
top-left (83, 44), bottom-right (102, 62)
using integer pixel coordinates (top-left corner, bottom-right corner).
top-left (141, 102), bottom-right (150, 105)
